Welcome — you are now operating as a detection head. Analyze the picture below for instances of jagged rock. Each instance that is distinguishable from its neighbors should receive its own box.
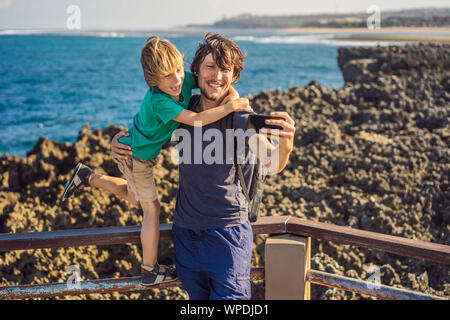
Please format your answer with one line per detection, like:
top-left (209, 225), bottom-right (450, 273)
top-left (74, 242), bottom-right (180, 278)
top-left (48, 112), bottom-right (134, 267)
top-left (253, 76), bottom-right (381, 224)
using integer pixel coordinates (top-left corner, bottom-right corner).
top-left (340, 58), bottom-right (379, 83)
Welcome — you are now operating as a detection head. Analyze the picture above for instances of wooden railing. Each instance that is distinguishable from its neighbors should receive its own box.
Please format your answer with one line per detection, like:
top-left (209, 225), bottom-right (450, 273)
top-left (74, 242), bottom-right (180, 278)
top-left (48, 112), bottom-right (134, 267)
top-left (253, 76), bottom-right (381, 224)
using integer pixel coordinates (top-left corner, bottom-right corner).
top-left (0, 216), bottom-right (448, 300)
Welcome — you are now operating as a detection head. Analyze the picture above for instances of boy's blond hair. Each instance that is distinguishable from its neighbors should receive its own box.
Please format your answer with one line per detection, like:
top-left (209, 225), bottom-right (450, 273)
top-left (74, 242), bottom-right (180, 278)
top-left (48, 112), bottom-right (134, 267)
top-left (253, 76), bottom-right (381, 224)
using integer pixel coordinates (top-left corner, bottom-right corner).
top-left (141, 36), bottom-right (184, 88)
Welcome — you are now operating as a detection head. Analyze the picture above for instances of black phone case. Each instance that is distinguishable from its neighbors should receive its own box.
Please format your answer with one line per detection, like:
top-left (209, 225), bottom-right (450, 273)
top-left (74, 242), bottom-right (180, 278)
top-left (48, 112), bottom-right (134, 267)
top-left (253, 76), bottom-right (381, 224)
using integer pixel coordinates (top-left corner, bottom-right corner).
top-left (247, 114), bottom-right (284, 132)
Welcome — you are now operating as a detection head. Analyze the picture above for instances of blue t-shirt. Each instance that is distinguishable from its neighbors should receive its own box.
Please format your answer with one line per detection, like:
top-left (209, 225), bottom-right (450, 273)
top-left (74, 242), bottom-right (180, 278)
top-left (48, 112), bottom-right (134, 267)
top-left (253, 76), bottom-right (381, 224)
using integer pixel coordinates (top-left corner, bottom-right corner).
top-left (173, 96), bottom-right (255, 230)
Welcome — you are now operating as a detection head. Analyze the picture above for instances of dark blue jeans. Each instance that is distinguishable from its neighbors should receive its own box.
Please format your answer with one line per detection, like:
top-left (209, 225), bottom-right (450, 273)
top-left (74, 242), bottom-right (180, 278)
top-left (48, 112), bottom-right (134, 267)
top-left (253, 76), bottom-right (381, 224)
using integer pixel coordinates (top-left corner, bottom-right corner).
top-left (172, 220), bottom-right (253, 300)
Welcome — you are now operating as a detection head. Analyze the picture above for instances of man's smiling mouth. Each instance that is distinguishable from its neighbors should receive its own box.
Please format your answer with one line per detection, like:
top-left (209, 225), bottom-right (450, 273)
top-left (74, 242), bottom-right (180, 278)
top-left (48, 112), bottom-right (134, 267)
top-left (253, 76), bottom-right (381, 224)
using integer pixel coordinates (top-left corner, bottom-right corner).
top-left (208, 82), bottom-right (223, 89)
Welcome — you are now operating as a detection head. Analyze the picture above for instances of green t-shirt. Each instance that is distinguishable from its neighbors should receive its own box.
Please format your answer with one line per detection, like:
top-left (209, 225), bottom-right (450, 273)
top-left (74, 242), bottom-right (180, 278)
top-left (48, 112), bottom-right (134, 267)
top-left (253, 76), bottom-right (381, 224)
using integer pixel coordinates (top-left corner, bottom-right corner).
top-left (119, 71), bottom-right (196, 160)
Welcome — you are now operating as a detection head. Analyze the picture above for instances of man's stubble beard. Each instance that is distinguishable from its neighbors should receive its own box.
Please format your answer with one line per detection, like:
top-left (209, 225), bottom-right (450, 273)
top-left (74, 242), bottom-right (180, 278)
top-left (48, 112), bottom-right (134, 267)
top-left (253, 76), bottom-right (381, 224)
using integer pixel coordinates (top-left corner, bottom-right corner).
top-left (199, 86), bottom-right (228, 108)
top-left (199, 87), bottom-right (218, 101)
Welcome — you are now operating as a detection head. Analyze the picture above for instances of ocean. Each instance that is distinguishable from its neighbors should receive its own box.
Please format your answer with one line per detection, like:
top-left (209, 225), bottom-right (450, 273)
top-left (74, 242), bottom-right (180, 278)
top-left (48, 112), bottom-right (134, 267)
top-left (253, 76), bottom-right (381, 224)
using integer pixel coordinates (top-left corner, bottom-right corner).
top-left (0, 31), bottom-right (396, 157)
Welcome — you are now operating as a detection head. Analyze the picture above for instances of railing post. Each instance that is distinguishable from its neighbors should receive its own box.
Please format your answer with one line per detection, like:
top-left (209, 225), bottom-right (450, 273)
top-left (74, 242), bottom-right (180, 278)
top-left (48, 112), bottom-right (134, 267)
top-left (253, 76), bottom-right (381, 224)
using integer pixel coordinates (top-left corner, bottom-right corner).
top-left (265, 234), bottom-right (310, 300)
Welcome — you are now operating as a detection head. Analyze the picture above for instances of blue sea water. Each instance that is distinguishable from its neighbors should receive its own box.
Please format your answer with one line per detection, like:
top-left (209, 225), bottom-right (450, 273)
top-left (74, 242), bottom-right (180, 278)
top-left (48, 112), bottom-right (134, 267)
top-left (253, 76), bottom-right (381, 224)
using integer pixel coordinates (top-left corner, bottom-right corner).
top-left (0, 32), bottom-right (385, 157)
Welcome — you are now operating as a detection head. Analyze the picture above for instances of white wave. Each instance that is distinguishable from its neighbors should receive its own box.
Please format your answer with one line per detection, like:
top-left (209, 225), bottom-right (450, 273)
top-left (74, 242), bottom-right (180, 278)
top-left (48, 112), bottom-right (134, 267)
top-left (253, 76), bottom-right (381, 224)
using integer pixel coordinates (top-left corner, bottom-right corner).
top-left (233, 34), bottom-right (405, 47)
top-left (234, 35), bottom-right (257, 41)
top-left (92, 32), bottom-right (126, 38)
top-left (0, 29), bottom-right (126, 38)
top-left (0, 29), bottom-right (45, 35)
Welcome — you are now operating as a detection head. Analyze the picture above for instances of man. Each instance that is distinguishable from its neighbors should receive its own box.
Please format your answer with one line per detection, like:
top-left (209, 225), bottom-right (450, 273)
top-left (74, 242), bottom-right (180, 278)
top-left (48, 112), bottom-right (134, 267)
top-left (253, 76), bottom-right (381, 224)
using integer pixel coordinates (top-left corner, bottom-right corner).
top-left (111, 33), bottom-right (295, 299)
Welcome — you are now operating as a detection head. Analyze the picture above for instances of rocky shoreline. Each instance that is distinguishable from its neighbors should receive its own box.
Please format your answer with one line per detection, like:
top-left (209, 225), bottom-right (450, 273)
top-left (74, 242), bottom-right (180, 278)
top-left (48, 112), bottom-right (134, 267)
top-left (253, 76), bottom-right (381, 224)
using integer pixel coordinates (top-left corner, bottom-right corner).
top-left (0, 43), bottom-right (449, 299)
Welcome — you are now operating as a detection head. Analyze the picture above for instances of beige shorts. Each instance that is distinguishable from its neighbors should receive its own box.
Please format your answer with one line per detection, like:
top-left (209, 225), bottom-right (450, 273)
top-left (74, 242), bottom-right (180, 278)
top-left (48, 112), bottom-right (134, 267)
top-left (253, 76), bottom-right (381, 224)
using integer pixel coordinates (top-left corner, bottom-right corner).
top-left (117, 156), bottom-right (159, 203)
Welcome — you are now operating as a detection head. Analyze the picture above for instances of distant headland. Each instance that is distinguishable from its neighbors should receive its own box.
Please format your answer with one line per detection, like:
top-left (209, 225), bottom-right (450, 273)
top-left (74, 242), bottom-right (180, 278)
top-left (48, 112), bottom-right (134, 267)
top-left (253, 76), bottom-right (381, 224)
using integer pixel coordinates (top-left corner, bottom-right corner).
top-left (183, 7), bottom-right (450, 29)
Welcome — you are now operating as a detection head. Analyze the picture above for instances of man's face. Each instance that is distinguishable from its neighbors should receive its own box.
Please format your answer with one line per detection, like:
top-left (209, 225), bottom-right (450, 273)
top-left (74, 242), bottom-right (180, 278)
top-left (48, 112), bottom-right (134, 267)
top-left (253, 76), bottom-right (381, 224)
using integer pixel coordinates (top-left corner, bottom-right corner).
top-left (196, 53), bottom-right (235, 103)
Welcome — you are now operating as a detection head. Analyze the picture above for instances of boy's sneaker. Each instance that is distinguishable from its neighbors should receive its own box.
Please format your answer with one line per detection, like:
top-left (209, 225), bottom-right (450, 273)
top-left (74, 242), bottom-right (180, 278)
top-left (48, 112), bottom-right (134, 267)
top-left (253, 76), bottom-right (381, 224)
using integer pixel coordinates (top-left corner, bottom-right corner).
top-left (60, 163), bottom-right (93, 204)
top-left (141, 262), bottom-right (178, 287)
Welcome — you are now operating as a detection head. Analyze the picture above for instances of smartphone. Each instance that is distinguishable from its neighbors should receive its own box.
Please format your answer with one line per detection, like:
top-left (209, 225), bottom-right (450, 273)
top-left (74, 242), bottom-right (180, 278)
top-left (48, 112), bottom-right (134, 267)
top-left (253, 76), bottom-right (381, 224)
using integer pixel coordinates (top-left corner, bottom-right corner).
top-left (247, 114), bottom-right (284, 132)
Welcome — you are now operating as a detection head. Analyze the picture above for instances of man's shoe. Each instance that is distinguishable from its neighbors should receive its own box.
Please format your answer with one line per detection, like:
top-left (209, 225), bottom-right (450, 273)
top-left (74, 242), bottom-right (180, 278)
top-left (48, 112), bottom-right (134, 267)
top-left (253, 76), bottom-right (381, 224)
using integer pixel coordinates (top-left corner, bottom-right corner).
top-left (60, 163), bottom-right (93, 204)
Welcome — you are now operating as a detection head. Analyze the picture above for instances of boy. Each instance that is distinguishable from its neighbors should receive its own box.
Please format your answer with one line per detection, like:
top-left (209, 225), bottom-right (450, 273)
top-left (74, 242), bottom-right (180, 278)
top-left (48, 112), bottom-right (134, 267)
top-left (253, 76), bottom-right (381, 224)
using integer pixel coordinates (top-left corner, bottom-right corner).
top-left (59, 36), bottom-right (251, 286)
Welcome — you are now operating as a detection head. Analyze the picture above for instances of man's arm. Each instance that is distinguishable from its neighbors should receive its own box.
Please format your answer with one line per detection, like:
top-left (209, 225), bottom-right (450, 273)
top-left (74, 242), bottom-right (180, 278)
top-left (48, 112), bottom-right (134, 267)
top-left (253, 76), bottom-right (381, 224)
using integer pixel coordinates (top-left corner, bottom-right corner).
top-left (111, 131), bottom-right (133, 164)
top-left (248, 112), bottom-right (295, 174)
top-left (172, 97), bottom-right (252, 127)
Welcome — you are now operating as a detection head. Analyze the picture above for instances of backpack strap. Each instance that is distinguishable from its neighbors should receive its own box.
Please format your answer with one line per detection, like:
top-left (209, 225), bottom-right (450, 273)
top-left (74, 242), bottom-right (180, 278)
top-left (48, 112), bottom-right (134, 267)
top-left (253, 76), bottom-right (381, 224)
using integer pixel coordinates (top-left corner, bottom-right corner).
top-left (236, 163), bottom-right (251, 203)
top-left (235, 136), bottom-right (265, 223)
top-left (221, 110), bottom-right (264, 223)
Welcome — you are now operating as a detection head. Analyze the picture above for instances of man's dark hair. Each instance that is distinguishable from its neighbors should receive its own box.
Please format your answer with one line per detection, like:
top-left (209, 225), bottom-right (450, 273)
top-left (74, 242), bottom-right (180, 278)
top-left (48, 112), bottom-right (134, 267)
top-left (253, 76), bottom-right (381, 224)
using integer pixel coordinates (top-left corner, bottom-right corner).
top-left (190, 33), bottom-right (246, 84)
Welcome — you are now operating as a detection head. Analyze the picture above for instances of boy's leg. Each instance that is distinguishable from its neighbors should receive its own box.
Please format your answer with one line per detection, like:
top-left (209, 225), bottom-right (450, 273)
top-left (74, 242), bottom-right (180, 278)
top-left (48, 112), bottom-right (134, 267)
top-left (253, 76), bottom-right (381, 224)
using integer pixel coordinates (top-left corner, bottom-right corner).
top-left (140, 200), bottom-right (161, 267)
top-left (60, 162), bottom-right (139, 205)
top-left (140, 200), bottom-right (177, 286)
top-left (90, 156), bottom-right (158, 207)
top-left (89, 173), bottom-right (138, 205)
top-left (123, 156), bottom-right (176, 284)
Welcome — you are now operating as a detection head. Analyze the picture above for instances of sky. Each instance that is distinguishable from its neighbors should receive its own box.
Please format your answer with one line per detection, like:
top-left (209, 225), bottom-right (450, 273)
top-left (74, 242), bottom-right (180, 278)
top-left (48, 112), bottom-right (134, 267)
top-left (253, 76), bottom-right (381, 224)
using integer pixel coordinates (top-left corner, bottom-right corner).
top-left (0, 0), bottom-right (449, 30)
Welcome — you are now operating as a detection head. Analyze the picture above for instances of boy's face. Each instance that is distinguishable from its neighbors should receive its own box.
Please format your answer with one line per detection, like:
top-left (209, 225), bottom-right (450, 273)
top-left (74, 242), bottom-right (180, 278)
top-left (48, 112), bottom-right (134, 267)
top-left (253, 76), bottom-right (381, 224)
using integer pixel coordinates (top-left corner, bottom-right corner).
top-left (197, 53), bottom-right (235, 103)
top-left (156, 65), bottom-right (184, 99)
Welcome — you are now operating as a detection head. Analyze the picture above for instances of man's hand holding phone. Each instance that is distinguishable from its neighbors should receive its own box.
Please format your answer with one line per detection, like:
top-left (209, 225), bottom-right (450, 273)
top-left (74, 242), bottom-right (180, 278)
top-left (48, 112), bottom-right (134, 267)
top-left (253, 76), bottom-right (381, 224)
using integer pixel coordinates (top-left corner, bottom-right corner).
top-left (247, 111), bottom-right (296, 173)
top-left (262, 112), bottom-right (295, 150)
top-left (248, 114), bottom-right (284, 132)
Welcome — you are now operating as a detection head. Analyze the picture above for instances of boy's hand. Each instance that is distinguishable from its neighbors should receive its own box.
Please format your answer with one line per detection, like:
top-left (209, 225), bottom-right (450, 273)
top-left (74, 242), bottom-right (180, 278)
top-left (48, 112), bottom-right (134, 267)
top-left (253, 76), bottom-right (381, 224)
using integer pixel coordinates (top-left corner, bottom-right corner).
top-left (222, 86), bottom-right (240, 104)
top-left (230, 98), bottom-right (253, 112)
top-left (111, 131), bottom-right (132, 164)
